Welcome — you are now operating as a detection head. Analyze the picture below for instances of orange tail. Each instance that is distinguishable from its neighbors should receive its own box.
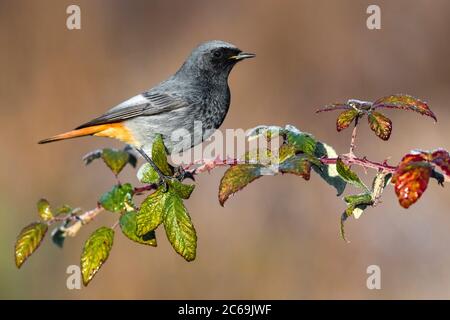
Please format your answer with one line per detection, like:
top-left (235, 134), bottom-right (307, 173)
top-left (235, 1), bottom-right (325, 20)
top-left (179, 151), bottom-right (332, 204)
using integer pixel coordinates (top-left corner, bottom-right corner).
top-left (38, 123), bottom-right (137, 145)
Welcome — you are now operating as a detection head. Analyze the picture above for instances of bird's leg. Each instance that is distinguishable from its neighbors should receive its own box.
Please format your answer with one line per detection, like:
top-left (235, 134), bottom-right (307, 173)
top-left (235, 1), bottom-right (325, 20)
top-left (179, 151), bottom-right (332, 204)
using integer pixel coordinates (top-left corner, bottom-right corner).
top-left (137, 148), bottom-right (170, 191)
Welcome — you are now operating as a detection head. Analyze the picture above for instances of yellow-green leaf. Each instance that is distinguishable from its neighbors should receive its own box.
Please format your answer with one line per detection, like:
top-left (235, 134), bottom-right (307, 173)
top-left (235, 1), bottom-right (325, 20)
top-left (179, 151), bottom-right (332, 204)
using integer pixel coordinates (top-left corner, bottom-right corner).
top-left (368, 111), bottom-right (392, 140)
top-left (167, 179), bottom-right (195, 199)
top-left (37, 199), bottom-right (53, 221)
top-left (101, 148), bottom-right (130, 175)
top-left (218, 164), bottom-right (263, 206)
top-left (137, 163), bottom-right (160, 184)
top-left (163, 192), bottom-right (197, 261)
top-left (81, 227), bottom-right (114, 286)
top-left (15, 222), bottom-right (48, 268)
top-left (152, 134), bottom-right (172, 175)
top-left (120, 211), bottom-right (157, 246)
top-left (136, 188), bottom-right (167, 236)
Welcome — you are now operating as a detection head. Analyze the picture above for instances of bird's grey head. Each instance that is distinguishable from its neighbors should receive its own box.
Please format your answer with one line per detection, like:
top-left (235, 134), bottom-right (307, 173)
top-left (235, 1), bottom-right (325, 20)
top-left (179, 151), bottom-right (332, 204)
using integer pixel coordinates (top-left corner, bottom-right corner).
top-left (175, 40), bottom-right (255, 82)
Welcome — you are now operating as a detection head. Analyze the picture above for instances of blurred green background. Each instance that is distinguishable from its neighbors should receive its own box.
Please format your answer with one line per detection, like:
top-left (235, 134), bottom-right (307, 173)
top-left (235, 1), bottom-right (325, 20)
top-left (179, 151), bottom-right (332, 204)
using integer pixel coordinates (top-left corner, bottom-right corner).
top-left (1, 0), bottom-right (450, 299)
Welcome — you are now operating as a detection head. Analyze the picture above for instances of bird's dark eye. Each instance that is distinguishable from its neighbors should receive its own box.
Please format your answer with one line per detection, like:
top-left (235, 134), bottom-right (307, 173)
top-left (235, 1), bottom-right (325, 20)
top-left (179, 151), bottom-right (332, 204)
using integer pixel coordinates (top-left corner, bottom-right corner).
top-left (213, 50), bottom-right (223, 58)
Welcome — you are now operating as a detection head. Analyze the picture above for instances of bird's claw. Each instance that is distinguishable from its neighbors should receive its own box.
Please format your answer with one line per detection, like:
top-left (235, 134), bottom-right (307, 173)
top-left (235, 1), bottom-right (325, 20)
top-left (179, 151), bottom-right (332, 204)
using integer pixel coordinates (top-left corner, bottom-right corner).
top-left (174, 166), bottom-right (195, 182)
top-left (158, 174), bottom-right (171, 192)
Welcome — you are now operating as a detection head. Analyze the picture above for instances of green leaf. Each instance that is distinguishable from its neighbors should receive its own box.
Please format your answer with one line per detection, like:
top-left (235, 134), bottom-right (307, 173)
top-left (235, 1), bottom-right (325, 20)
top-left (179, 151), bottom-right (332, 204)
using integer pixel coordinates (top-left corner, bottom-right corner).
top-left (344, 193), bottom-right (374, 207)
top-left (15, 222), bottom-right (48, 268)
top-left (284, 125), bottom-right (317, 155)
top-left (137, 163), bottom-right (160, 184)
top-left (336, 158), bottom-right (367, 190)
top-left (340, 193), bottom-right (374, 242)
top-left (218, 164), bottom-right (263, 206)
top-left (167, 179), bottom-right (195, 199)
top-left (313, 142), bottom-right (347, 195)
top-left (152, 134), bottom-right (172, 176)
top-left (344, 193), bottom-right (373, 220)
top-left (81, 227), bottom-right (114, 286)
top-left (99, 183), bottom-right (134, 213)
top-left (246, 125), bottom-right (283, 141)
top-left (136, 188), bottom-right (167, 236)
top-left (37, 199), bottom-right (53, 221)
top-left (101, 148), bottom-right (130, 175)
top-left (120, 211), bottom-right (157, 247)
top-left (368, 111), bottom-right (392, 140)
top-left (163, 192), bottom-right (197, 261)
top-left (336, 109), bottom-right (359, 131)
top-left (247, 125), bottom-right (317, 156)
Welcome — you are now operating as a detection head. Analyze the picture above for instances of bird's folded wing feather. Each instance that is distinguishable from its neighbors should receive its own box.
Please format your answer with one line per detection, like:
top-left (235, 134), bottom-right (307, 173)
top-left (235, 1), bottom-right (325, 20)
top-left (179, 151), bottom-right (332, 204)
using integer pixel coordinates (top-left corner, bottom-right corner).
top-left (76, 92), bottom-right (192, 129)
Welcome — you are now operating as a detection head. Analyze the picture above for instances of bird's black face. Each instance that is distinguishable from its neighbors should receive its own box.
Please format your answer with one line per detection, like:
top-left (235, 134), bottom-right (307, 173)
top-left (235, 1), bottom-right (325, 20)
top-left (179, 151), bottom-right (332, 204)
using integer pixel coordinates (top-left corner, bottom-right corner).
top-left (207, 46), bottom-right (256, 73)
top-left (178, 41), bottom-right (255, 82)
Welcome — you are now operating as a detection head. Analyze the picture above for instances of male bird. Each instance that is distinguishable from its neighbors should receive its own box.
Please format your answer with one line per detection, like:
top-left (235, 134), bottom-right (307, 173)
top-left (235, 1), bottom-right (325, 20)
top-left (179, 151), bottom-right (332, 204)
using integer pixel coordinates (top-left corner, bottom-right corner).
top-left (39, 40), bottom-right (255, 180)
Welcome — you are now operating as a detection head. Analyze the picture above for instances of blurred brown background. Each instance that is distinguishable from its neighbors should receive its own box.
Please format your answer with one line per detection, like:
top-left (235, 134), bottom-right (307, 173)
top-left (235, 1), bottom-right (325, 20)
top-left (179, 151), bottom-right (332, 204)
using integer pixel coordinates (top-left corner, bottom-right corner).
top-left (1, 0), bottom-right (450, 299)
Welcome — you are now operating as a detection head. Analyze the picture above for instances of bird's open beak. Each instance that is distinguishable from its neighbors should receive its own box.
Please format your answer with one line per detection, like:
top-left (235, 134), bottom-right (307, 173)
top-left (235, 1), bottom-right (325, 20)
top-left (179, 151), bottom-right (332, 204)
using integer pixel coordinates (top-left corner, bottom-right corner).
top-left (229, 52), bottom-right (256, 61)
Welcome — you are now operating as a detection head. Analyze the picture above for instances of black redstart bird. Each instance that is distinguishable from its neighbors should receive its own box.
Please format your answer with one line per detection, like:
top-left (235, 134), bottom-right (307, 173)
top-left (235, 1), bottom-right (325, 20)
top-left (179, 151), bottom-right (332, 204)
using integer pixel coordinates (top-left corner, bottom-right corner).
top-left (39, 40), bottom-right (255, 181)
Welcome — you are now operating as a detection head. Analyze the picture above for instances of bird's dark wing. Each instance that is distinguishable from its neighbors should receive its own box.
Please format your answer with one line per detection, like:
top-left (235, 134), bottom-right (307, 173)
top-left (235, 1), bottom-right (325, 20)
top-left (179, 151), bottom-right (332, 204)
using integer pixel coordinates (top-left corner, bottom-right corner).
top-left (76, 92), bottom-right (192, 129)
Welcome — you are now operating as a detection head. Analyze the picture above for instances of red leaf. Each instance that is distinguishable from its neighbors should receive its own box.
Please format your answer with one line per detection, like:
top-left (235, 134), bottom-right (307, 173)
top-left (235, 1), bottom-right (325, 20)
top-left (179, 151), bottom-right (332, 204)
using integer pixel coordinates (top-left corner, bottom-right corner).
top-left (336, 109), bottom-right (359, 132)
top-left (372, 94), bottom-right (437, 122)
top-left (368, 111), bottom-right (392, 140)
top-left (431, 149), bottom-right (450, 178)
top-left (392, 153), bottom-right (432, 208)
top-left (316, 103), bottom-right (351, 113)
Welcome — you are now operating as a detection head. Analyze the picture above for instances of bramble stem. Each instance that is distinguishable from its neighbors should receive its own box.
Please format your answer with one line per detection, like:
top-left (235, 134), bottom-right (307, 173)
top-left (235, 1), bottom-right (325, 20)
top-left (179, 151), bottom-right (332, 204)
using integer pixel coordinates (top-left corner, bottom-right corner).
top-left (320, 154), bottom-right (397, 173)
top-left (133, 154), bottom-right (397, 197)
top-left (184, 156), bottom-right (241, 174)
top-left (55, 153), bottom-right (396, 238)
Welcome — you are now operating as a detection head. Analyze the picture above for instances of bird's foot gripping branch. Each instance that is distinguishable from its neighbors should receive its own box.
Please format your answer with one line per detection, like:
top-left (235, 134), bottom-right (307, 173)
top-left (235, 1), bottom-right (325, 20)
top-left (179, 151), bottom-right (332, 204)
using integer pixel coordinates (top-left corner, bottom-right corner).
top-left (15, 94), bottom-right (449, 286)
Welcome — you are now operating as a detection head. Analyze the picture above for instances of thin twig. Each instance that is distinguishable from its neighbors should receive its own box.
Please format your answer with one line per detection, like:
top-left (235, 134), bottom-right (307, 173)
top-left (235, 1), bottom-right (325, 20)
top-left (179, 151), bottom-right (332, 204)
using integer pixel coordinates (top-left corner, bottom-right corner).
top-left (349, 116), bottom-right (359, 155)
top-left (134, 184), bottom-right (159, 194)
top-left (64, 205), bottom-right (105, 237)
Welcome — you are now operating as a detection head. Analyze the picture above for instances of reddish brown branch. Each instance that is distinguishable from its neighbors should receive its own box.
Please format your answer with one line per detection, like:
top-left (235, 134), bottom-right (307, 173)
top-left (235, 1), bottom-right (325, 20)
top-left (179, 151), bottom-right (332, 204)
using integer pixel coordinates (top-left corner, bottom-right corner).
top-left (134, 184), bottom-right (159, 194)
top-left (320, 155), bottom-right (397, 173)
